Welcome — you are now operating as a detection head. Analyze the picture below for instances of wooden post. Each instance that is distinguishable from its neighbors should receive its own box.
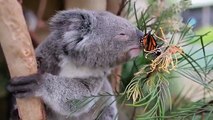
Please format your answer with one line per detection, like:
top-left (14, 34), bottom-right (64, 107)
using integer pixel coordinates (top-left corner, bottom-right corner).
top-left (106, 0), bottom-right (122, 15)
top-left (65, 0), bottom-right (106, 10)
top-left (0, 0), bottom-right (45, 120)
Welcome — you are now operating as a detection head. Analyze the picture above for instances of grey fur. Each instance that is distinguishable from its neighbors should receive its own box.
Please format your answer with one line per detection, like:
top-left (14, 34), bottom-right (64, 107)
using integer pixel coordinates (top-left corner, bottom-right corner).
top-left (8, 9), bottom-right (143, 120)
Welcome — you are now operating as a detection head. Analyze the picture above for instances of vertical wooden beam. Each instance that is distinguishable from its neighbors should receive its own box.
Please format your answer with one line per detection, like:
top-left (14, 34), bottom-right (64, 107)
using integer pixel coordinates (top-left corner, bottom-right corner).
top-left (64, 0), bottom-right (106, 10)
top-left (106, 0), bottom-right (122, 15)
top-left (0, 0), bottom-right (45, 120)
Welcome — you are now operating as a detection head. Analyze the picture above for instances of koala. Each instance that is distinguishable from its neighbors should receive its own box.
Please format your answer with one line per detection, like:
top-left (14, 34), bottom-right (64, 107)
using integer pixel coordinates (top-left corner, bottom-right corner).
top-left (7, 9), bottom-right (143, 120)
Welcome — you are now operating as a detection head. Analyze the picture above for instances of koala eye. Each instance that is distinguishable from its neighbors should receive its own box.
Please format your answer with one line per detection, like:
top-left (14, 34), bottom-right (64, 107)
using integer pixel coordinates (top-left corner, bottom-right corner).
top-left (119, 33), bottom-right (126, 36)
top-left (114, 33), bottom-right (129, 41)
top-left (77, 37), bottom-right (84, 43)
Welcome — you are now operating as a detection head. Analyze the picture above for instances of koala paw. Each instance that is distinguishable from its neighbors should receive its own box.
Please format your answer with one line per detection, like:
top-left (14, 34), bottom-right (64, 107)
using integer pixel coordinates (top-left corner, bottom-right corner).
top-left (7, 74), bottom-right (41, 98)
top-left (98, 106), bottom-right (117, 120)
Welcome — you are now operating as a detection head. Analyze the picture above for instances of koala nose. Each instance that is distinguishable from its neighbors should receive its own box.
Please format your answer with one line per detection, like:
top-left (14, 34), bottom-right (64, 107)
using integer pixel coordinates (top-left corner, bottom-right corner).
top-left (136, 29), bottom-right (144, 39)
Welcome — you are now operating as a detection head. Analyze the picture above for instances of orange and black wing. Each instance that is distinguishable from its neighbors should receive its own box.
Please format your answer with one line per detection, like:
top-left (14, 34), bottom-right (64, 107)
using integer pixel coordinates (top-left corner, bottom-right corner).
top-left (141, 32), bottom-right (157, 51)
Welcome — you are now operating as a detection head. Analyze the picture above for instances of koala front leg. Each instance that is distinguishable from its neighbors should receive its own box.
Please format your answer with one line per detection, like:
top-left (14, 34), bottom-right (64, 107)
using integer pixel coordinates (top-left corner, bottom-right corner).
top-left (97, 80), bottom-right (118, 120)
top-left (7, 73), bottom-right (105, 116)
top-left (98, 101), bottom-right (118, 120)
top-left (7, 74), bottom-right (41, 98)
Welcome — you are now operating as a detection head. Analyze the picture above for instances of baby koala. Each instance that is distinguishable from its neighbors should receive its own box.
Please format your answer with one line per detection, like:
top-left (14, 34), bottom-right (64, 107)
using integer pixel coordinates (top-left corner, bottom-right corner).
top-left (7, 9), bottom-right (143, 120)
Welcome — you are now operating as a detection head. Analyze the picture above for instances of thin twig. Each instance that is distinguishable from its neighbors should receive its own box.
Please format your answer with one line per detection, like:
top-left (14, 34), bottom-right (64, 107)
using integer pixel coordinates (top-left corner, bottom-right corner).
top-left (37, 0), bottom-right (47, 20)
top-left (130, 107), bottom-right (137, 120)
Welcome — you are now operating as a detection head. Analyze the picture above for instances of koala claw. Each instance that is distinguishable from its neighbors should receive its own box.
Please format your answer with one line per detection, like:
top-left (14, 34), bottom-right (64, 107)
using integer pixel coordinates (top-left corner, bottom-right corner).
top-left (7, 74), bottom-right (40, 98)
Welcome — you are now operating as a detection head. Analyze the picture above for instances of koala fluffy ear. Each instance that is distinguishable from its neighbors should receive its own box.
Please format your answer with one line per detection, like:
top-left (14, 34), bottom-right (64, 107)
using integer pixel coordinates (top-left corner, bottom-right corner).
top-left (49, 9), bottom-right (92, 33)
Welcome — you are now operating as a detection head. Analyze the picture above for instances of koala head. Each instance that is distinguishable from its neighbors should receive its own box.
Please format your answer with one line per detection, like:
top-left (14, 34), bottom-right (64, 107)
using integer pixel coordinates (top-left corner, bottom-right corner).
top-left (50, 9), bottom-right (143, 69)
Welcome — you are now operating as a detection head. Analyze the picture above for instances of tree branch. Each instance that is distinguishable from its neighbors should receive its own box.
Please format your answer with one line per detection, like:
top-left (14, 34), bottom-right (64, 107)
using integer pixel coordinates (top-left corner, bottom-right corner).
top-left (0, 0), bottom-right (45, 119)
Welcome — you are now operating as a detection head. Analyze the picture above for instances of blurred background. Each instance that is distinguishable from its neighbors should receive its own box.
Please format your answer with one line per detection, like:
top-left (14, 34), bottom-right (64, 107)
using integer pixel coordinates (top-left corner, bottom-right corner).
top-left (183, 0), bottom-right (213, 44)
top-left (0, 0), bottom-right (213, 120)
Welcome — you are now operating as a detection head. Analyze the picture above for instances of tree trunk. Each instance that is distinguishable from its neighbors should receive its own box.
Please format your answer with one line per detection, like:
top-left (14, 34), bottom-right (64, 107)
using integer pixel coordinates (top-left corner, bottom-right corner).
top-left (65, 0), bottom-right (106, 10)
top-left (0, 0), bottom-right (45, 120)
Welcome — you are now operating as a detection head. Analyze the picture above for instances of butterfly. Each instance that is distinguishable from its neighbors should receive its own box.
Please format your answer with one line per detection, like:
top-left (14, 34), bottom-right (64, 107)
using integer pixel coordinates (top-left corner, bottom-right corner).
top-left (140, 31), bottom-right (157, 51)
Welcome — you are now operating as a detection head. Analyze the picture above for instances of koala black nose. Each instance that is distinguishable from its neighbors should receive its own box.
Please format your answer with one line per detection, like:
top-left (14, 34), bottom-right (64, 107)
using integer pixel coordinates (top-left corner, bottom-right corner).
top-left (136, 29), bottom-right (144, 39)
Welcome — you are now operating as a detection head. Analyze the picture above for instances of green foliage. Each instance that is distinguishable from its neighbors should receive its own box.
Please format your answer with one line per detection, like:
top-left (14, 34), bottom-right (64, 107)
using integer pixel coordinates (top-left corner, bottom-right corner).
top-left (195, 26), bottom-right (213, 44)
top-left (120, 0), bottom-right (213, 119)
top-left (69, 0), bottom-right (213, 120)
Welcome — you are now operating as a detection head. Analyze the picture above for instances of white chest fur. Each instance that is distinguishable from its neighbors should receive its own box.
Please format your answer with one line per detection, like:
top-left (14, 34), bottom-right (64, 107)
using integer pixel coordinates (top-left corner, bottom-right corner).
top-left (59, 56), bottom-right (108, 78)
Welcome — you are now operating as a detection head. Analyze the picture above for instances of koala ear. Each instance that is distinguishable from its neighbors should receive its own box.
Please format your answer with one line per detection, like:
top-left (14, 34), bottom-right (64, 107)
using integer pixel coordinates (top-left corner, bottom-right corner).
top-left (49, 10), bottom-right (92, 33)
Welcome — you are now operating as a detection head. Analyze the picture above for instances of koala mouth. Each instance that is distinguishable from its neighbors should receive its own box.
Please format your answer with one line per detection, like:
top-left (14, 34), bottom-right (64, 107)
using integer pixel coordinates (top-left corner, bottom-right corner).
top-left (128, 46), bottom-right (142, 59)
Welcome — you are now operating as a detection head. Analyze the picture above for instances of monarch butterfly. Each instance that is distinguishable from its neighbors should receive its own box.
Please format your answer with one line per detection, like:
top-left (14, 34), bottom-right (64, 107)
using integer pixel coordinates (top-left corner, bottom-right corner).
top-left (140, 31), bottom-right (157, 51)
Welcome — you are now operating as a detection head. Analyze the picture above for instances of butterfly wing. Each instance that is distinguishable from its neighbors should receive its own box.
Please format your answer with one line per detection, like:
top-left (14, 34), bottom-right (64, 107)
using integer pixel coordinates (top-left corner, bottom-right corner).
top-left (141, 33), bottom-right (157, 51)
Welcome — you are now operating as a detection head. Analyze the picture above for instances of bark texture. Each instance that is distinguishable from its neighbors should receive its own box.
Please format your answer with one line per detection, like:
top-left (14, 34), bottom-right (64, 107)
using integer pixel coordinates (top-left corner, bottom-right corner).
top-left (0, 0), bottom-right (45, 120)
